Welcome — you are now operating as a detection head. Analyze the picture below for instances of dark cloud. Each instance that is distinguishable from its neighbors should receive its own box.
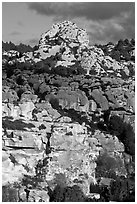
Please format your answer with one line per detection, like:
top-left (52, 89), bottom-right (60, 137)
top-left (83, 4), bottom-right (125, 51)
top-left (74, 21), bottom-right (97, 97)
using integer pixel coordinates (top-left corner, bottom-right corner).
top-left (25, 2), bottom-right (135, 45)
top-left (88, 25), bottom-right (125, 45)
top-left (27, 2), bottom-right (134, 20)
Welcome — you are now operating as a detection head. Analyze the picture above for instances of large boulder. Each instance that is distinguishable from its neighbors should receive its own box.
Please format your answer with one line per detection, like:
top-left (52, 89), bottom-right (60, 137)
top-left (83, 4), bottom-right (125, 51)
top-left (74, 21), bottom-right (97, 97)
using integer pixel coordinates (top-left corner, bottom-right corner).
top-left (49, 89), bottom-right (89, 112)
top-left (19, 101), bottom-right (35, 119)
top-left (90, 89), bottom-right (109, 111)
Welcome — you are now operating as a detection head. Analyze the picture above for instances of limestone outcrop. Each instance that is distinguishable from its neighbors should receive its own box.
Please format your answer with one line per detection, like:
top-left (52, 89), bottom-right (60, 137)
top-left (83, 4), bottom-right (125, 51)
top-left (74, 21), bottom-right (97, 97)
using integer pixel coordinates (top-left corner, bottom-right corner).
top-left (2, 21), bottom-right (135, 202)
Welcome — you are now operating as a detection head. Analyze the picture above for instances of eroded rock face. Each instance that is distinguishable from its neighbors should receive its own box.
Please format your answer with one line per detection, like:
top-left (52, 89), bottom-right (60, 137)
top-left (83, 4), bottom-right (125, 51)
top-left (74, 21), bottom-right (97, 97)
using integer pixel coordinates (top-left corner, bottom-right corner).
top-left (49, 121), bottom-right (97, 193)
top-left (36, 21), bottom-right (89, 68)
top-left (2, 20), bottom-right (135, 202)
top-left (39, 21), bottom-right (89, 51)
top-left (19, 102), bottom-right (35, 120)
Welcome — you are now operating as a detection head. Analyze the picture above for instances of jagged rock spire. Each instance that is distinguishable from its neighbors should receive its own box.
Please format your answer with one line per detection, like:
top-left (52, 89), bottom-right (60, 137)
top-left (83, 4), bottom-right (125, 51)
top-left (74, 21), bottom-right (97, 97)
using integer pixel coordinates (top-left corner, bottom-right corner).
top-left (36, 21), bottom-right (89, 67)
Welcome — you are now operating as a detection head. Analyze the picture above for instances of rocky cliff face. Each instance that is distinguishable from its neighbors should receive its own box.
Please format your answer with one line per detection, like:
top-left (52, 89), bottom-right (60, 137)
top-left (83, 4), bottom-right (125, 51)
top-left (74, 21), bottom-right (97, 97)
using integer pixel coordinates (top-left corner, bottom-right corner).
top-left (2, 21), bottom-right (135, 202)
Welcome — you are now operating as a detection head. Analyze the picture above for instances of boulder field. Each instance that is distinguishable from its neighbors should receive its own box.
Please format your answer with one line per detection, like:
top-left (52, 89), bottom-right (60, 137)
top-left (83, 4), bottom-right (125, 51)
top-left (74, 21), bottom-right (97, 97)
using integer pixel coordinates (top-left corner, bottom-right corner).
top-left (2, 21), bottom-right (135, 202)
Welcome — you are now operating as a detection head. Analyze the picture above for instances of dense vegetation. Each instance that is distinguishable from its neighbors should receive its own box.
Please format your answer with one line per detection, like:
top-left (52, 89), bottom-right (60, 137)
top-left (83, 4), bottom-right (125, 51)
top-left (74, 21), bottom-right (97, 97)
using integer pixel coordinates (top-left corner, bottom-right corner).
top-left (2, 41), bottom-right (38, 54)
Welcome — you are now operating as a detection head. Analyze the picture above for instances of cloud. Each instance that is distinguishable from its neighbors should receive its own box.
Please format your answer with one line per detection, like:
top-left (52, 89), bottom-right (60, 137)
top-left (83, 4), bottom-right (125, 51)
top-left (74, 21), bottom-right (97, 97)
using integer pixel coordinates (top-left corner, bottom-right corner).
top-left (64, 12), bottom-right (134, 45)
top-left (120, 11), bottom-right (135, 38)
top-left (27, 2), bottom-right (135, 44)
top-left (10, 31), bottom-right (21, 36)
top-left (17, 21), bottom-right (24, 27)
top-left (27, 2), bottom-right (134, 20)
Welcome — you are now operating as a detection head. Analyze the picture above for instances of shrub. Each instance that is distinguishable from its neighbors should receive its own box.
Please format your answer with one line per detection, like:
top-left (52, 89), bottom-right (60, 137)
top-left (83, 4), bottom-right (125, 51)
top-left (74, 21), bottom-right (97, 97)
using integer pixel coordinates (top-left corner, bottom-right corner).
top-left (39, 83), bottom-right (50, 94)
top-left (17, 88), bottom-right (25, 99)
top-left (130, 39), bottom-right (135, 46)
top-left (39, 124), bottom-right (46, 130)
top-left (110, 51), bottom-right (120, 61)
top-left (2, 185), bottom-right (19, 202)
top-left (95, 152), bottom-right (118, 179)
top-left (2, 118), bottom-right (35, 130)
top-left (120, 69), bottom-right (129, 80)
top-left (120, 122), bottom-right (135, 155)
top-left (128, 64), bottom-right (135, 77)
top-left (52, 66), bottom-right (68, 76)
top-left (16, 75), bottom-right (24, 85)
top-left (108, 115), bottom-right (135, 155)
top-left (50, 185), bottom-right (86, 202)
top-left (108, 115), bottom-right (124, 134)
top-left (48, 94), bottom-right (59, 109)
top-left (110, 176), bottom-right (135, 201)
top-left (5, 64), bottom-right (15, 78)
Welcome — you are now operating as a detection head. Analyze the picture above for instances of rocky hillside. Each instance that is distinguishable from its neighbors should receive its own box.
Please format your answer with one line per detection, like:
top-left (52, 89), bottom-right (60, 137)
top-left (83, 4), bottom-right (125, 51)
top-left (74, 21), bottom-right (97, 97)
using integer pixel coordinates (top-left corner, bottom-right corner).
top-left (2, 21), bottom-right (135, 202)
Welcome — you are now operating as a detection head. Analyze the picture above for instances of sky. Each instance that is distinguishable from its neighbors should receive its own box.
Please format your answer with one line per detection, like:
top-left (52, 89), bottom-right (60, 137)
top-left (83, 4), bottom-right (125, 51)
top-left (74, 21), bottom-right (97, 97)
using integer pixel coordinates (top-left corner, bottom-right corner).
top-left (2, 2), bottom-right (135, 46)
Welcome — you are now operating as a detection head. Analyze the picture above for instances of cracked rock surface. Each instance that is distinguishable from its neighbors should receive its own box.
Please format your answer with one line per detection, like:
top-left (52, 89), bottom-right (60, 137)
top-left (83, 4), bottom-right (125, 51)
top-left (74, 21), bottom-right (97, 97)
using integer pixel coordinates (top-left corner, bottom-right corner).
top-left (2, 21), bottom-right (135, 202)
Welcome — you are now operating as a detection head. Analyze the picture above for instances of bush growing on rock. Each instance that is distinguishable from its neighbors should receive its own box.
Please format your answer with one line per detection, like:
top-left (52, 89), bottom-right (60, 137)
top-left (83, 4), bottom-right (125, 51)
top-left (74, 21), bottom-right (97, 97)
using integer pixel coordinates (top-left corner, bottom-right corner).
top-left (120, 122), bottom-right (135, 155)
top-left (16, 88), bottom-right (25, 99)
top-left (128, 63), bottom-right (135, 77)
top-left (109, 176), bottom-right (135, 201)
top-left (34, 64), bottom-right (51, 74)
top-left (48, 94), bottom-right (60, 109)
top-left (110, 51), bottom-right (121, 61)
top-left (2, 185), bottom-right (19, 202)
top-left (4, 63), bottom-right (15, 78)
top-left (28, 76), bottom-right (41, 94)
top-left (108, 115), bottom-right (135, 155)
top-left (49, 185), bottom-right (86, 202)
top-left (2, 117), bottom-right (35, 130)
top-left (39, 82), bottom-right (50, 94)
top-left (54, 173), bottom-right (67, 188)
top-left (16, 75), bottom-right (25, 85)
top-left (95, 152), bottom-right (119, 179)
top-left (52, 65), bottom-right (68, 76)
top-left (39, 124), bottom-right (46, 130)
